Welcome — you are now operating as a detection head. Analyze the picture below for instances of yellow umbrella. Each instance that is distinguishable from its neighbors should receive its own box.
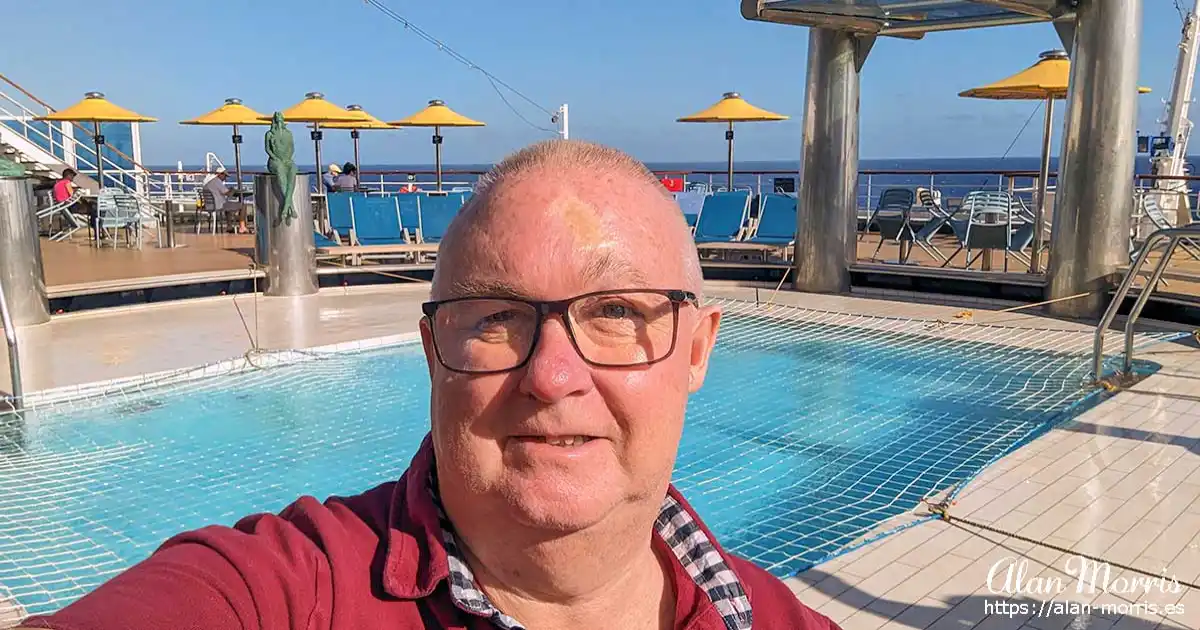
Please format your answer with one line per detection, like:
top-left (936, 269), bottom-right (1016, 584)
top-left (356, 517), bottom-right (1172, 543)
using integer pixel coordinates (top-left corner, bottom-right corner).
top-left (322, 104), bottom-right (397, 179)
top-left (36, 91), bottom-right (156, 190)
top-left (960, 49), bottom-right (1152, 272)
top-left (677, 92), bottom-right (788, 191)
top-left (264, 92), bottom-right (362, 187)
top-left (181, 98), bottom-right (270, 194)
top-left (390, 99), bottom-right (485, 191)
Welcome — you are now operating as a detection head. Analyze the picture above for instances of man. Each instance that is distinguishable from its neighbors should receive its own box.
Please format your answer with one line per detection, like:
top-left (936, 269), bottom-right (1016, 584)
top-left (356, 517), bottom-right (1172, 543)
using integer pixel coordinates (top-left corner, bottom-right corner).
top-left (334, 162), bottom-right (359, 192)
top-left (322, 162), bottom-right (342, 193)
top-left (18, 139), bottom-right (837, 630)
top-left (202, 167), bottom-right (248, 233)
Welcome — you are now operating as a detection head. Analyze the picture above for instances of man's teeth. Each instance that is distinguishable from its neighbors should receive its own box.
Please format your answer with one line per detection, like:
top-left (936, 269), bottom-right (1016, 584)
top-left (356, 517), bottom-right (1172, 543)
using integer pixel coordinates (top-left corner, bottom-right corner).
top-left (539, 436), bottom-right (590, 447)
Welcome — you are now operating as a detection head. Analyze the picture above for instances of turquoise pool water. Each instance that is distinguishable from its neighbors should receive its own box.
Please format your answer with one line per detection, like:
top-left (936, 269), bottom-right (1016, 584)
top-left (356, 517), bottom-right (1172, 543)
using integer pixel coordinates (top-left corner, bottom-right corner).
top-left (0, 311), bottom-right (1116, 616)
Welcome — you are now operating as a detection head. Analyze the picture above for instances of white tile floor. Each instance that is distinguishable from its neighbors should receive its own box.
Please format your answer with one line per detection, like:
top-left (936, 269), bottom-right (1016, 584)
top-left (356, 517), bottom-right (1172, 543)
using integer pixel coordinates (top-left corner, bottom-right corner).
top-left (2, 282), bottom-right (1197, 629)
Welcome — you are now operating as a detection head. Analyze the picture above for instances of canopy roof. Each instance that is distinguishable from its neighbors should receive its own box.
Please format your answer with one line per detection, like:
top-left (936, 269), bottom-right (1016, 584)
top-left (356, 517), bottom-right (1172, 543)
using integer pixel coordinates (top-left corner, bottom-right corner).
top-left (323, 104), bottom-right (396, 130)
top-left (390, 100), bottom-right (485, 127)
top-left (36, 92), bottom-right (156, 123)
top-left (265, 92), bottom-right (362, 123)
top-left (180, 98), bottom-right (270, 126)
top-left (959, 50), bottom-right (1151, 100)
top-left (741, 0), bottom-right (1064, 38)
top-left (677, 92), bottom-right (788, 123)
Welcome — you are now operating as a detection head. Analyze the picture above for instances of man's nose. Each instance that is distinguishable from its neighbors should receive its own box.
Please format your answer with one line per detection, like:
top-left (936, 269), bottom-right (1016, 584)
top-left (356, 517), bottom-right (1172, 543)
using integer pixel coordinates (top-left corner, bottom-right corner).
top-left (518, 314), bottom-right (593, 403)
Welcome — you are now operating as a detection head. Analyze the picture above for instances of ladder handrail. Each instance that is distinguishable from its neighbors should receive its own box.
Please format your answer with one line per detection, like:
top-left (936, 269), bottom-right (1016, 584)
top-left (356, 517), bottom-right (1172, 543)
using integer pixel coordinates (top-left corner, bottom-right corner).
top-left (0, 266), bottom-right (23, 412)
top-left (1092, 224), bottom-right (1200, 379)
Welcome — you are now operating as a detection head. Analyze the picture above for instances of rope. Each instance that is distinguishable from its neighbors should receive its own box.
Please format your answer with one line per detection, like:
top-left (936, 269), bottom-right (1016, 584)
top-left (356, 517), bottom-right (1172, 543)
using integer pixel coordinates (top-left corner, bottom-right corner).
top-left (923, 497), bottom-right (1200, 591)
top-left (359, 0), bottom-right (558, 133)
top-left (954, 290), bottom-right (1097, 321)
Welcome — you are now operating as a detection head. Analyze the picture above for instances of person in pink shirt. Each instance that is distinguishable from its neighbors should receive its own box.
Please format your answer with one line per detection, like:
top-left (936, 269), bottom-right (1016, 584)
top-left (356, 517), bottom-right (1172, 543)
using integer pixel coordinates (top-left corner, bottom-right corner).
top-left (19, 140), bottom-right (840, 630)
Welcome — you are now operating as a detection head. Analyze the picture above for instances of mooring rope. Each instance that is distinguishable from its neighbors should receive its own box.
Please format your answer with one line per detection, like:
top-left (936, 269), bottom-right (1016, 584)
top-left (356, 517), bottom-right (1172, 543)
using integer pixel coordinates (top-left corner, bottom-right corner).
top-left (922, 498), bottom-right (1200, 590)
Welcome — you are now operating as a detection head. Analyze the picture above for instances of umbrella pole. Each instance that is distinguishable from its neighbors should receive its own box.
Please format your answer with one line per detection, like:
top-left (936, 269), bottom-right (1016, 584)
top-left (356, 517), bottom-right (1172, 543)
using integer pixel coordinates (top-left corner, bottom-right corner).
top-left (233, 123), bottom-right (245, 233)
top-left (1031, 96), bottom-right (1055, 274)
top-left (352, 130), bottom-right (361, 184)
top-left (726, 121), bottom-right (735, 192)
top-left (434, 125), bottom-right (443, 192)
top-left (93, 120), bottom-right (104, 247)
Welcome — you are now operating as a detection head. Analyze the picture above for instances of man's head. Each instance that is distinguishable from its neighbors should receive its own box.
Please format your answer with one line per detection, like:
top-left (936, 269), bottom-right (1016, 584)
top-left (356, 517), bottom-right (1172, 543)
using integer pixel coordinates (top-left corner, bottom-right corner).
top-left (215, 167), bottom-right (227, 181)
top-left (420, 139), bottom-right (721, 536)
top-left (62, 169), bottom-right (77, 181)
top-left (328, 163), bottom-right (341, 175)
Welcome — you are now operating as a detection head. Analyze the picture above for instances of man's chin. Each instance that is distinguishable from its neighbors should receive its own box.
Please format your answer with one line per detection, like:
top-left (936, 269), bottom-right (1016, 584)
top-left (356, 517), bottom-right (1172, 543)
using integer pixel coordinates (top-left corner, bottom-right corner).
top-left (502, 476), bottom-right (619, 532)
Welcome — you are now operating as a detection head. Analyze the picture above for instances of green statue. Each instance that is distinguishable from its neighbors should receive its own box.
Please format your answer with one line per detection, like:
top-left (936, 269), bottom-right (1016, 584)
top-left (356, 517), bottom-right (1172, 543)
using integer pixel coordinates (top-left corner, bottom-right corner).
top-left (0, 155), bottom-right (26, 178)
top-left (265, 111), bottom-right (298, 226)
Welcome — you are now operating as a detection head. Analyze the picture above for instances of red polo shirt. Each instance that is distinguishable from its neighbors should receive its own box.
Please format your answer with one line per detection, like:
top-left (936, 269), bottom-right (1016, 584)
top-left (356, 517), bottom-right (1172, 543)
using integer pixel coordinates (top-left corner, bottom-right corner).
top-left (21, 435), bottom-right (839, 630)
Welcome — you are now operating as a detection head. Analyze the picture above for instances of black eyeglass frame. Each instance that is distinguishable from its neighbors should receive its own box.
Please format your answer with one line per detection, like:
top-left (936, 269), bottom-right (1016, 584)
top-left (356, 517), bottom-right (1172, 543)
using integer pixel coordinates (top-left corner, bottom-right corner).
top-left (421, 288), bottom-right (700, 374)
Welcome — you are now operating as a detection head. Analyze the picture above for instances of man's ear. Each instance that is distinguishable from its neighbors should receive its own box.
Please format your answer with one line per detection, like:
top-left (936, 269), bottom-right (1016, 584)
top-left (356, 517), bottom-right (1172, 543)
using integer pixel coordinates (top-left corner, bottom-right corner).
top-left (687, 304), bottom-right (722, 393)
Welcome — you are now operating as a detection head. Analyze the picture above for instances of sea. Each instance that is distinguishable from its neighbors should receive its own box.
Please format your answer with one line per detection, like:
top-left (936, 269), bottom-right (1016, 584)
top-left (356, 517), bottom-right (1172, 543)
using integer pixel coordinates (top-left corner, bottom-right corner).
top-left (165, 155), bottom-right (1197, 209)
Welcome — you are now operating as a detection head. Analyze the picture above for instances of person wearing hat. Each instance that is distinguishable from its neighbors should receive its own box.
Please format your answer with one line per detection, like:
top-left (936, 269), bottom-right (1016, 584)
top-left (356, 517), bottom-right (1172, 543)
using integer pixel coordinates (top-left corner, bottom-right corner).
top-left (322, 163), bottom-right (341, 193)
top-left (201, 167), bottom-right (249, 234)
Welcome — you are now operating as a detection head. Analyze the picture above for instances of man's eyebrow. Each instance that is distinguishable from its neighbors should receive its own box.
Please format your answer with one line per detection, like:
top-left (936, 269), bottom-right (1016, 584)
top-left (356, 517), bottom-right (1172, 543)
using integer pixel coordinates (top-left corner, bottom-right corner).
top-left (445, 279), bottom-right (530, 300)
top-left (582, 251), bottom-right (651, 288)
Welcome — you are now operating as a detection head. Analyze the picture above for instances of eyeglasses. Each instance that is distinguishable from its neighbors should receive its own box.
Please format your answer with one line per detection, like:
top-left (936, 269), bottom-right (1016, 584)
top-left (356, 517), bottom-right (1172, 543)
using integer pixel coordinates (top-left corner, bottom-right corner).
top-left (422, 289), bottom-right (699, 374)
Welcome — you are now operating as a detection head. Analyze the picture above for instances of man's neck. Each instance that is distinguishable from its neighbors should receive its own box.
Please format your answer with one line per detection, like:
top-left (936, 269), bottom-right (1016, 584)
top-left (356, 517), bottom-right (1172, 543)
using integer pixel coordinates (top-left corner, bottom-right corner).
top-left (452, 506), bottom-right (674, 629)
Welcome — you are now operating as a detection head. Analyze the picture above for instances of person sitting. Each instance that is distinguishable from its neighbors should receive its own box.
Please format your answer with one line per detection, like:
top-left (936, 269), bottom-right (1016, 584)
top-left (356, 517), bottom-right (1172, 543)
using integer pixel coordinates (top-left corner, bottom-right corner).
top-left (322, 163), bottom-right (341, 193)
top-left (201, 167), bottom-right (248, 234)
top-left (15, 139), bottom-right (839, 630)
top-left (333, 162), bottom-right (358, 192)
top-left (51, 169), bottom-right (101, 240)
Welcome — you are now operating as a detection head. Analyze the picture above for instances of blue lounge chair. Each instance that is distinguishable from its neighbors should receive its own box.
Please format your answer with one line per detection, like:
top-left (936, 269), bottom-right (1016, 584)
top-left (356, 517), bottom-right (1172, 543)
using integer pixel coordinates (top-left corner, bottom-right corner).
top-left (674, 190), bottom-right (707, 230)
top-left (418, 193), bottom-right (467, 244)
top-left (693, 190), bottom-right (751, 244)
top-left (397, 195), bottom-right (421, 242)
top-left (327, 192), bottom-right (365, 244)
top-left (350, 196), bottom-right (405, 246)
top-left (314, 231), bottom-right (339, 248)
top-left (746, 193), bottom-right (797, 245)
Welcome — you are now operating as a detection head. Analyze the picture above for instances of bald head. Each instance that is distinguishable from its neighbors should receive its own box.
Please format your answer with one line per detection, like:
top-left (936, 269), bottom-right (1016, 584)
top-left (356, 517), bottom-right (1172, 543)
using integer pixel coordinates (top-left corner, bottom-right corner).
top-left (430, 139), bottom-right (703, 300)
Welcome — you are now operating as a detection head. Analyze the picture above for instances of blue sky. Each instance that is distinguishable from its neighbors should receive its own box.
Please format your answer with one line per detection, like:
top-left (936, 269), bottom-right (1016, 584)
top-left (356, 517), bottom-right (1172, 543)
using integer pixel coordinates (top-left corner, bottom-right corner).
top-left (1, 1), bottom-right (1190, 165)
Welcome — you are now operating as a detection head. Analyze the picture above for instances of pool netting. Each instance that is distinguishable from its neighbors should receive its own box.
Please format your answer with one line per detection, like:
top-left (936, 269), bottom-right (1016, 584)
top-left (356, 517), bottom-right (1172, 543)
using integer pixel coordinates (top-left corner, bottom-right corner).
top-left (0, 297), bottom-right (1188, 618)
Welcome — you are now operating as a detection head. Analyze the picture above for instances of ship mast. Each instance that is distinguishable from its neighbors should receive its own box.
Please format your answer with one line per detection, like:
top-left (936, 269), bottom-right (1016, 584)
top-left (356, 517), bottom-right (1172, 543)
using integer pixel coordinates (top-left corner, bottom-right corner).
top-left (1152, 0), bottom-right (1200, 222)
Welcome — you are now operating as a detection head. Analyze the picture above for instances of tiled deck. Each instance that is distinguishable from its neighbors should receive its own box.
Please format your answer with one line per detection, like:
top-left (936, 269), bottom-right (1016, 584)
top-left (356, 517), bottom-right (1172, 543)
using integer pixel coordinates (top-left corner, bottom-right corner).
top-left (2, 283), bottom-right (1198, 629)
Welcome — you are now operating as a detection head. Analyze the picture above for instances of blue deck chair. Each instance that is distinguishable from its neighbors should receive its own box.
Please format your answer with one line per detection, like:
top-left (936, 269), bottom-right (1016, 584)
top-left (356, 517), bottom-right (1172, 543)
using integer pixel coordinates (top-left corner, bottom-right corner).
top-left (418, 192), bottom-right (467, 244)
top-left (674, 190), bottom-right (706, 230)
top-left (327, 192), bottom-right (365, 244)
top-left (747, 193), bottom-right (797, 245)
top-left (349, 196), bottom-right (405, 246)
top-left (866, 188), bottom-right (916, 262)
top-left (314, 231), bottom-right (338, 248)
top-left (693, 190), bottom-right (751, 243)
top-left (396, 194), bottom-right (421, 242)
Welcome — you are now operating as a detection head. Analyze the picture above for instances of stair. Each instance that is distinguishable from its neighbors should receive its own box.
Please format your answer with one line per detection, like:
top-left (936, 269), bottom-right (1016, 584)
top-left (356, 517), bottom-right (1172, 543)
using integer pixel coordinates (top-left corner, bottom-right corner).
top-left (0, 134), bottom-right (99, 192)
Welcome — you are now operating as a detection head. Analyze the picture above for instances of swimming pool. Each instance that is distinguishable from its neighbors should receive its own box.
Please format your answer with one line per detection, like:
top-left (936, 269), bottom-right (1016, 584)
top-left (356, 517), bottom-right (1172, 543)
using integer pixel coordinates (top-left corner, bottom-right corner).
top-left (0, 300), bottom-right (1171, 617)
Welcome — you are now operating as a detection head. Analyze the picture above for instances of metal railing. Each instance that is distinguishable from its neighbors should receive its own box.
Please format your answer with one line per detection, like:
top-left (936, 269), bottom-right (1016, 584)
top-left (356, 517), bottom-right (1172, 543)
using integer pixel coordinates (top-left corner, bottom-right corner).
top-left (1092, 224), bottom-right (1200, 380)
top-left (0, 270), bottom-right (23, 413)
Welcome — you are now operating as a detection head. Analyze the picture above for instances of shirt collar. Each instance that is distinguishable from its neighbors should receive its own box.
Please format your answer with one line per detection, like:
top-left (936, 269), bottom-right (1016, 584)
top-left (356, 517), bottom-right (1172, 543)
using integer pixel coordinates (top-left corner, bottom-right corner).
top-left (384, 435), bottom-right (753, 630)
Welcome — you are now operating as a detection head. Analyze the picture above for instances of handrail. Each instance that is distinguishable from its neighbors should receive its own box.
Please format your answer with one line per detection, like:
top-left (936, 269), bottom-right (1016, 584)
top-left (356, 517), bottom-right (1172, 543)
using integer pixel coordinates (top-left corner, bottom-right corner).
top-left (0, 267), bottom-right (23, 413)
top-left (1092, 224), bottom-right (1200, 380)
top-left (0, 71), bottom-right (157, 178)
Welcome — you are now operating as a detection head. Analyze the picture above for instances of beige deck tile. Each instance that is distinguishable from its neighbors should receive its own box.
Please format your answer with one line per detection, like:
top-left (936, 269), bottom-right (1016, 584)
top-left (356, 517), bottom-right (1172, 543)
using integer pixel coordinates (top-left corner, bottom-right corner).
top-left (884, 597), bottom-right (955, 630)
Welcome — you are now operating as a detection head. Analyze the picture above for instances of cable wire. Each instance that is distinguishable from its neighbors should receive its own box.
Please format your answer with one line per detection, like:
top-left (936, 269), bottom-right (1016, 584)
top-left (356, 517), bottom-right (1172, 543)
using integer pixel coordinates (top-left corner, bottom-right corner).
top-left (360, 0), bottom-right (559, 134)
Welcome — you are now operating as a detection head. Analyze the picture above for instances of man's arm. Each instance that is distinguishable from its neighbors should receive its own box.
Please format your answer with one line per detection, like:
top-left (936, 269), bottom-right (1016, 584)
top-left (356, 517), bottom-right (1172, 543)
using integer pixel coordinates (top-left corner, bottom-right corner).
top-left (18, 508), bottom-right (330, 630)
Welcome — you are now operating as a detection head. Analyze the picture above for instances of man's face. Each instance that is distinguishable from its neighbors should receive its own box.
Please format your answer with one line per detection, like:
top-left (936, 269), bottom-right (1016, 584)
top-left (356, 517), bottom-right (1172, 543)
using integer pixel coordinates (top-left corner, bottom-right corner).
top-left (217, 172), bottom-right (227, 181)
top-left (422, 168), bottom-right (720, 533)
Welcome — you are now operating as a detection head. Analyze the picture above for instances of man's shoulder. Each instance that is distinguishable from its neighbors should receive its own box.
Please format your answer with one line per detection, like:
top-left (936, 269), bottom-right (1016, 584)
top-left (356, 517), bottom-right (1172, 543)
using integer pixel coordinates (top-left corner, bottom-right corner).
top-left (726, 555), bottom-right (841, 630)
top-left (171, 479), bottom-right (399, 558)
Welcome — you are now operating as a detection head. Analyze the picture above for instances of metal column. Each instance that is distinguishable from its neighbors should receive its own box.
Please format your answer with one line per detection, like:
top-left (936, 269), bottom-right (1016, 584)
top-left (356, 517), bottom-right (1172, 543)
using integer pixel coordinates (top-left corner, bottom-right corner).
top-left (793, 28), bottom-right (871, 294)
top-left (254, 174), bottom-right (318, 297)
top-left (1046, 0), bottom-right (1143, 318)
top-left (0, 177), bottom-right (50, 326)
